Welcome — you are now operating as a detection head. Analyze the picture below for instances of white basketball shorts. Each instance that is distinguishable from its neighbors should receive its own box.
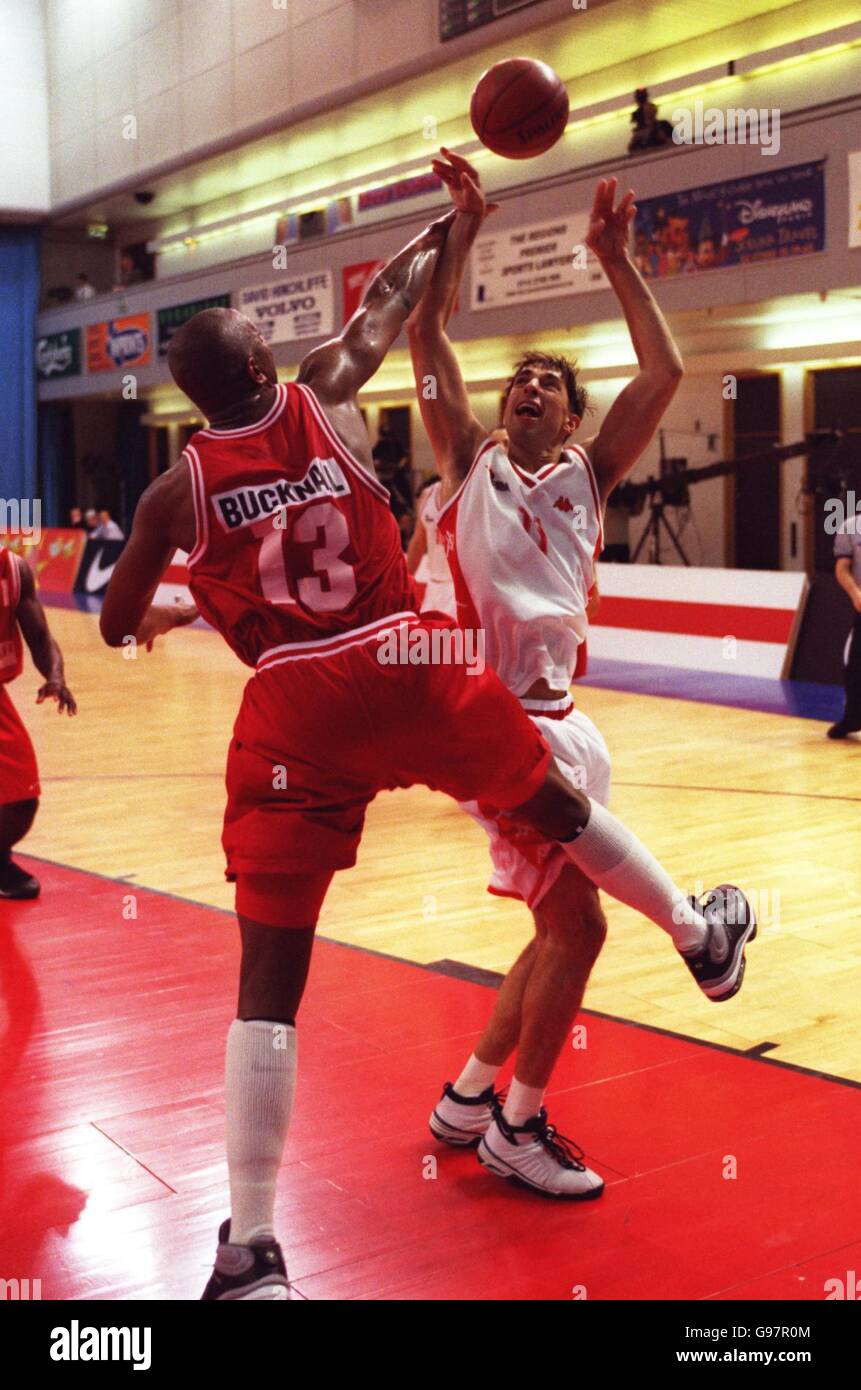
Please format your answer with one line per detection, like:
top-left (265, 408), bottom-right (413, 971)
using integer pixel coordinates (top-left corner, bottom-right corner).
top-left (460, 705), bottom-right (611, 912)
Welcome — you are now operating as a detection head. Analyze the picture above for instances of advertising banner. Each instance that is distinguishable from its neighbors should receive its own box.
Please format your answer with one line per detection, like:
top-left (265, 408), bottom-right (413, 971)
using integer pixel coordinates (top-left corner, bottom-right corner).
top-left (237, 271), bottom-right (333, 344)
top-left (470, 212), bottom-right (608, 310)
top-left (157, 295), bottom-right (231, 357)
top-left (341, 259), bottom-right (386, 324)
top-left (633, 160), bottom-right (825, 278)
top-left (35, 329), bottom-right (81, 381)
top-left (73, 538), bottom-right (126, 597)
top-left (3, 529), bottom-right (86, 591)
top-left (86, 314), bottom-right (153, 373)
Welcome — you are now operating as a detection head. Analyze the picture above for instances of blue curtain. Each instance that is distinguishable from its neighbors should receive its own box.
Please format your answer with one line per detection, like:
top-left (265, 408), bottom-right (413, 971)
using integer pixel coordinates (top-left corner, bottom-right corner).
top-left (0, 228), bottom-right (40, 505)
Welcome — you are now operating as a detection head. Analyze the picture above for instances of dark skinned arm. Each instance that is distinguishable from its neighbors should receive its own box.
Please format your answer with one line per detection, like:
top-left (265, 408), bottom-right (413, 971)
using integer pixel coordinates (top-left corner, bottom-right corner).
top-left (296, 212), bottom-right (454, 464)
top-left (16, 560), bottom-right (77, 714)
top-left (99, 466), bottom-right (199, 649)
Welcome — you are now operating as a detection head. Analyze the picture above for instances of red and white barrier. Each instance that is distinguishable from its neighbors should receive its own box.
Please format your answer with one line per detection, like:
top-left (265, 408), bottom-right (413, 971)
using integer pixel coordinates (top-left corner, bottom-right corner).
top-left (155, 550), bottom-right (193, 605)
top-left (588, 565), bottom-right (808, 679)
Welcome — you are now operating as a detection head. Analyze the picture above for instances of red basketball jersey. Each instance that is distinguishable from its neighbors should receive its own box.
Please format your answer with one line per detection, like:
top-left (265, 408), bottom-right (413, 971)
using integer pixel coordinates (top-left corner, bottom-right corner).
top-left (185, 382), bottom-right (416, 667)
top-left (0, 546), bottom-right (24, 685)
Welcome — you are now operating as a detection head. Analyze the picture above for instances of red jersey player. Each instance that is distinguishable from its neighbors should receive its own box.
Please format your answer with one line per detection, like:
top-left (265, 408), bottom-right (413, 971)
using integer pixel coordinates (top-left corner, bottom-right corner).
top-left (100, 210), bottom-right (588, 1299)
top-left (0, 545), bottom-right (77, 899)
top-left (409, 151), bottom-right (756, 1199)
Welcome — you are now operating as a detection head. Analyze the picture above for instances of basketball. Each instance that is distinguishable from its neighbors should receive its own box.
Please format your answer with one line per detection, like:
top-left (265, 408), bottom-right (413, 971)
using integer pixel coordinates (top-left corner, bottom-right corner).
top-left (470, 57), bottom-right (570, 160)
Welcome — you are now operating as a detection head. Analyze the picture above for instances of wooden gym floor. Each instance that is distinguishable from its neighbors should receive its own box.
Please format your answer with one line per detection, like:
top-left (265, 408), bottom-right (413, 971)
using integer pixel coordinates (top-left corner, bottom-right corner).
top-left (1, 599), bottom-right (859, 1300)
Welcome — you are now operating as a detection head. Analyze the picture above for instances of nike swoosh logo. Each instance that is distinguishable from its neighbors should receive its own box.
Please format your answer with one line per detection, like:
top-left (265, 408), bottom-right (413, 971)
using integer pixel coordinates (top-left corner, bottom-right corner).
top-left (85, 549), bottom-right (117, 593)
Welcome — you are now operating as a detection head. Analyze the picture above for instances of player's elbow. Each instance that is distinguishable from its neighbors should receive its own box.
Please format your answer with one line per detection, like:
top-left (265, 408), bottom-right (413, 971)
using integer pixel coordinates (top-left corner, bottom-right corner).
top-left (665, 353), bottom-right (684, 385)
top-left (99, 606), bottom-right (127, 648)
top-left (406, 308), bottom-right (440, 341)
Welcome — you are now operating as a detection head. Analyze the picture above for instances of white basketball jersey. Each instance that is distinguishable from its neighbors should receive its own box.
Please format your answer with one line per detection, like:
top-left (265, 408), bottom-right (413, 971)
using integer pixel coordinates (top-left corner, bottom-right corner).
top-left (418, 480), bottom-right (456, 618)
top-left (437, 439), bottom-right (603, 696)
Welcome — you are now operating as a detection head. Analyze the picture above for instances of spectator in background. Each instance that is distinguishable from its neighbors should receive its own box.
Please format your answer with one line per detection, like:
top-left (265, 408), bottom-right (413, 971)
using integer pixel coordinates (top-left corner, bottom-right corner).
top-left (74, 273), bottom-right (96, 301)
top-left (83, 509), bottom-right (98, 535)
top-left (628, 88), bottom-right (675, 154)
top-left (92, 510), bottom-right (125, 542)
top-left (828, 501), bottom-right (861, 739)
top-left (68, 508), bottom-right (87, 530)
top-left (113, 251), bottom-right (144, 292)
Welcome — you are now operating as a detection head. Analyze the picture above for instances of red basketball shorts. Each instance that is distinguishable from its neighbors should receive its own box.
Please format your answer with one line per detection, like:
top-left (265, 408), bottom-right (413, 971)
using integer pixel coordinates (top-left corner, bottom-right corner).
top-left (0, 684), bottom-right (40, 805)
top-left (222, 615), bottom-right (551, 878)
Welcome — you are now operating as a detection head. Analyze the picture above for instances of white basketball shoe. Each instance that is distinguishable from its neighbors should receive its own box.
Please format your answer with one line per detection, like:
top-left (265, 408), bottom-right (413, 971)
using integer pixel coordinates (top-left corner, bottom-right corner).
top-left (477, 1107), bottom-right (605, 1200)
top-left (429, 1082), bottom-right (497, 1147)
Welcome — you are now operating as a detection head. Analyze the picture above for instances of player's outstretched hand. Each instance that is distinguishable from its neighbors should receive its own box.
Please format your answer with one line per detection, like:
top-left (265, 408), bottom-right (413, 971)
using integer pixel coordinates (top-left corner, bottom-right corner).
top-left (432, 147), bottom-right (499, 219)
top-left (136, 601), bottom-right (199, 652)
top-left (36, 680), bottom-right (77, 715)
top-left (585, 176), bottom-right (636, 266)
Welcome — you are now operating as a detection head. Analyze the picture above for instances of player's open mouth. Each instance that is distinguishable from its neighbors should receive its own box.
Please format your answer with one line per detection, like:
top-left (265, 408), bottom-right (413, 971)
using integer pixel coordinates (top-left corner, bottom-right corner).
top-left (516, 402), bottom-right (542, 418)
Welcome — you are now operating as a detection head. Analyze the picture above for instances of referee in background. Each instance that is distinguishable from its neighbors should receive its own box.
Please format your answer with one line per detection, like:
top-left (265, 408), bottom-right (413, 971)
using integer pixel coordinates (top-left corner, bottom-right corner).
top-left (829, 501), bottom-right (861, 739)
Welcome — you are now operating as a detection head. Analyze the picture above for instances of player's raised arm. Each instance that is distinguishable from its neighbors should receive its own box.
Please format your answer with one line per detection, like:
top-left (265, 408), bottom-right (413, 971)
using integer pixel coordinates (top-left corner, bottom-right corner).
top-left (582, 177), bottom-right (684, 504)
top-left (16, 560), bottom-right (77, 714)
top-left (407, 150), bottom-right (494, 484)
top-left (100, 469), bottom-right (198, 649)
top-left (297, 212), bottom-right (454, 411)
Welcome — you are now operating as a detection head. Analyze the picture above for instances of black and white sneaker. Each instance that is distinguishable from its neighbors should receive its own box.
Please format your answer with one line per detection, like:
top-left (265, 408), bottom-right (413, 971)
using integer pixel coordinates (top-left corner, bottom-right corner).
top-left (680, 884), bottom-right (756, 1002)
top-left (201, 1219), bottom-right (290, 1300)
top-left (429, 1082), bottom-right (497, 1147)
top-left (477, 1107), bottom-right (604, 1200)
top-left (0, 858), bottom-right (40, 899)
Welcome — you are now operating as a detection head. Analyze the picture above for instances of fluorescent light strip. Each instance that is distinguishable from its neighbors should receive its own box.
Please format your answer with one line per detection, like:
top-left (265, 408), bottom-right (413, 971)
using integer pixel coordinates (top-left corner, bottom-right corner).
top-left (150, 20), bottom-right (861, 255)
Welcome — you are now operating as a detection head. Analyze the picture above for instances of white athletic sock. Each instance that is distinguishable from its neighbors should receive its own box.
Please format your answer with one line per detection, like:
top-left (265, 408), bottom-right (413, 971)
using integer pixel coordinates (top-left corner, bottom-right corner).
top-left (561, 800), bottom-right (720, 955)
top-left (454, 1053), bottom-right (499, 1097)
top-left (225, 1018), bottom-right (297, 1246)
top-left (502, 1078), bottom-right (545, 1131)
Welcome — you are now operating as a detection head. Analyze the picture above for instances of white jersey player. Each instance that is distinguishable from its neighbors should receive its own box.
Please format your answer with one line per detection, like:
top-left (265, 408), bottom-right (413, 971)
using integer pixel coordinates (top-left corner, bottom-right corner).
top-left (406, 477), bottom-right (457, 617)
top-left (408, 151), bottom-right (756, 1200)
top-left (438, 432), bottom-right (611, 907)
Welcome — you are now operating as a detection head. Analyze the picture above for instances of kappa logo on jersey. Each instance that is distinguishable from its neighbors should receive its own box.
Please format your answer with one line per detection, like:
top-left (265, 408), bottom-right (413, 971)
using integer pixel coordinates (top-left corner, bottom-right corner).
top-left (489, 469), bottom-right (510, 493)
top-left (212, 458), bottom-right (350, 531)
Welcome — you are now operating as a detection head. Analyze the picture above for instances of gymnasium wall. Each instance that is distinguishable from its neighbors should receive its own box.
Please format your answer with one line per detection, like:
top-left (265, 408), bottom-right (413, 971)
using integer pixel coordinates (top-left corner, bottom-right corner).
top-left (44, 2), bottom-right (861, 217)
top-left (45, 0), bottom-right (566, 210)
top-left (0, 0), bottom-right (50, 215)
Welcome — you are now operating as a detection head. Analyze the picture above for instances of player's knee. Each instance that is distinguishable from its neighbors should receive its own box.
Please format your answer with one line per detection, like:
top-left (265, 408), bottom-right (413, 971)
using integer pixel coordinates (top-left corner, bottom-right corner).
top-left (511, 762), bottom-right (590, 840)
top-left (235, 871), bottom-right (331, 930)
top-left (579, 902), bottom-right (608, 961)
top-left (536, 886), bottom-right (607, 961)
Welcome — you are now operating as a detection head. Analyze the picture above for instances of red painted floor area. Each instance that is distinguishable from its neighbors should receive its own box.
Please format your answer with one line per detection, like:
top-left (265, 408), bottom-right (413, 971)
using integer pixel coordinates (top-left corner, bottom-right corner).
top-left (1, 857), bottom-right (858, 1302)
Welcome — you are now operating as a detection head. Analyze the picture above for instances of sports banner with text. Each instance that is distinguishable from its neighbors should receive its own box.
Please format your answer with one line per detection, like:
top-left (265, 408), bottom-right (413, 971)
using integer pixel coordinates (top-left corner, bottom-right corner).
top-left (237, 272), bottom-right (333, 344)
top-left (470, 213), bottom-right (608, 310)
top-left (634, 160), bottom-right (825, 278)
top-left (157, 294), bottom-right (231, 357)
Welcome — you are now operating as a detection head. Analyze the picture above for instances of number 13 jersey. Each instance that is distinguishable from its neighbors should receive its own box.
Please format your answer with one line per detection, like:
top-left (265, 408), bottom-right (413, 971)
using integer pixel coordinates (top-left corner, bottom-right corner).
top-left (185, 382), bottom-right (416, 668)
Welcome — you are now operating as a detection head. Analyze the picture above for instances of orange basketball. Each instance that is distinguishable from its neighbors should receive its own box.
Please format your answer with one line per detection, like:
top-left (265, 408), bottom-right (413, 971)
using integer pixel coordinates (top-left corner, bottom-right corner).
top-left (470, 57), bottom-right (570, 160)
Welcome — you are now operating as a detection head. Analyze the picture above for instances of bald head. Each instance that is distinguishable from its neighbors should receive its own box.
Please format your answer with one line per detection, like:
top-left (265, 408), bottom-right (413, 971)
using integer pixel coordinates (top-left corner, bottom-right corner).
top-left (167, 307), bottom-right (277, 418)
